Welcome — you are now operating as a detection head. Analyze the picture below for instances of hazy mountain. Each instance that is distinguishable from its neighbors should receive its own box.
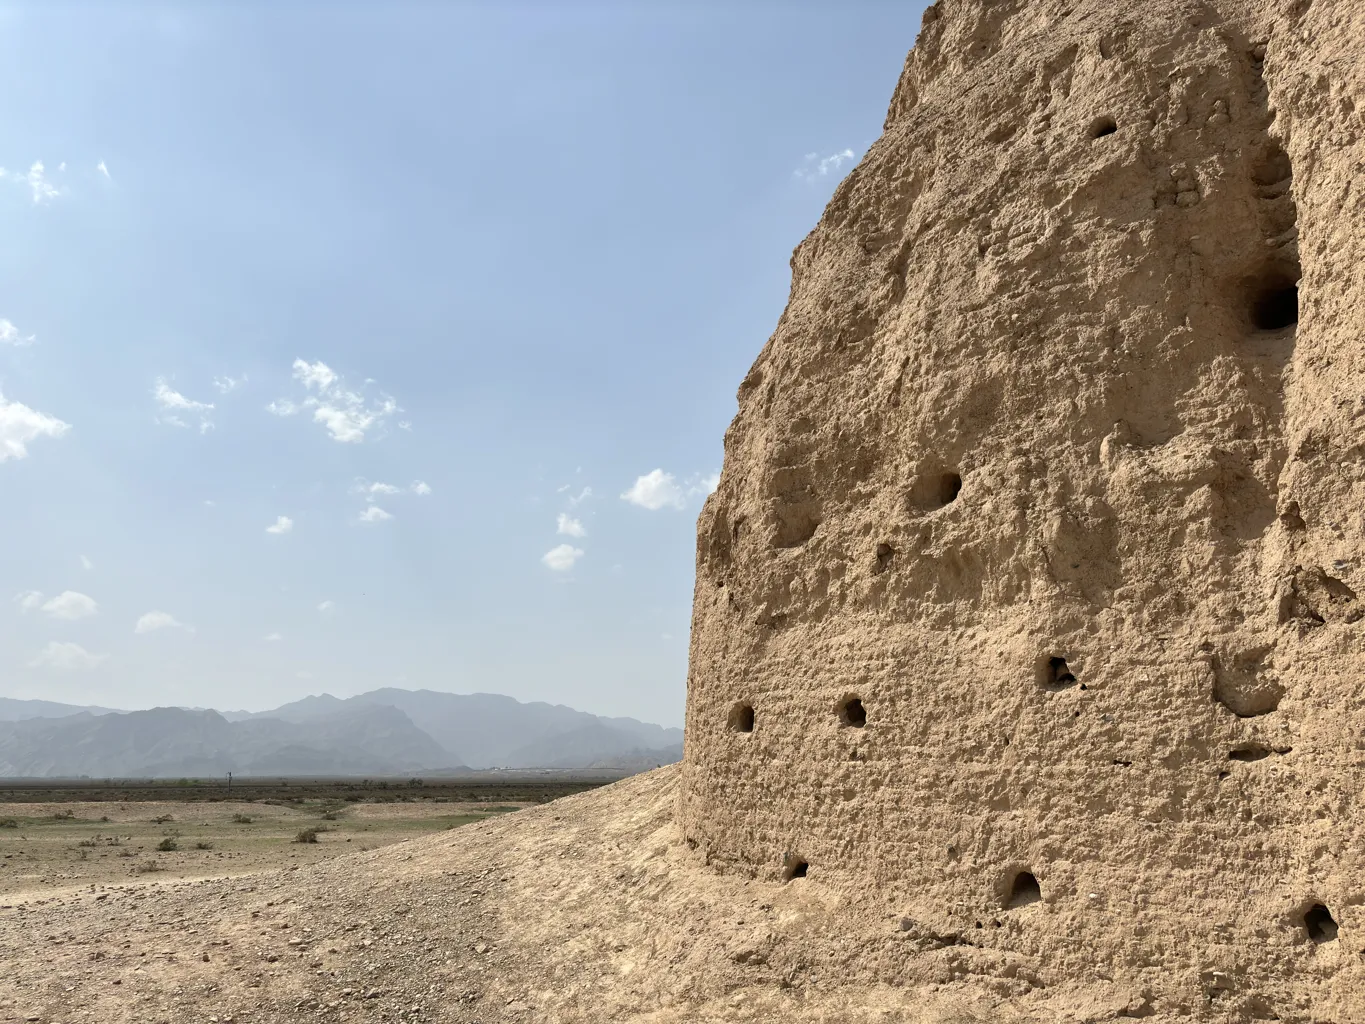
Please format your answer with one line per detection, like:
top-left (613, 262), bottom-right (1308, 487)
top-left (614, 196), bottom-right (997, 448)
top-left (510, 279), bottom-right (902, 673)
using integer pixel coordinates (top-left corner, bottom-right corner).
top-left (0, 687), bottom-right (682, 776)
top-left (0, 704), bottom-right (453, 778)
top-left (0, 697), bottom-right (124, 722)
top-left (233, 688), bottom-right (684, 770)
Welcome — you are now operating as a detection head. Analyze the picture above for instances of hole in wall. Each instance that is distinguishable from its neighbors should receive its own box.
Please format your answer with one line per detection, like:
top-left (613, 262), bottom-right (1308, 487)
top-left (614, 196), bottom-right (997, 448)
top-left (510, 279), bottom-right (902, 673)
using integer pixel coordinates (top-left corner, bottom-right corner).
top-left (938, 472), bottom-right (962, 506)
top-left (1038, 656), bottom-right (1078, 692)
top-left (783, 858), bottom-right (809, 881)
top-left (1228, 743), bottom-right (1271, 762)
top-left (1305, 903), bottom-right (1338, 943)
top-left (1089, 116), bottom-right (1118, 139)
top-left (728, 702), bottom-right (755, 733)
top-left (1251, 279), bottom-right (1299, 331)
top-left (837, 696), bottom-right (867, 728)
top-left (1005, 871), bottom-right (1042, 909)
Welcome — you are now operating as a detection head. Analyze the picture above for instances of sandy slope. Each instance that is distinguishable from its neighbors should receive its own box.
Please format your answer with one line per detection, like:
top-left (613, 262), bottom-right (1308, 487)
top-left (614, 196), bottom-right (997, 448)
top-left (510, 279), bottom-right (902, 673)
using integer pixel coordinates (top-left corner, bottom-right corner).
top-left (0, 767), bottom-right (1197, 1023)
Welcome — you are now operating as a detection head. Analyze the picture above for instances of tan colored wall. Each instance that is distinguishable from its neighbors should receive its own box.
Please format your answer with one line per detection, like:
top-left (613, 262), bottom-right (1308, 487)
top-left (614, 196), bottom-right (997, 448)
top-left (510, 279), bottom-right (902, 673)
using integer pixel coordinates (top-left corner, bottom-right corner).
top-left (680, 0), bottom-right (1365, 1013)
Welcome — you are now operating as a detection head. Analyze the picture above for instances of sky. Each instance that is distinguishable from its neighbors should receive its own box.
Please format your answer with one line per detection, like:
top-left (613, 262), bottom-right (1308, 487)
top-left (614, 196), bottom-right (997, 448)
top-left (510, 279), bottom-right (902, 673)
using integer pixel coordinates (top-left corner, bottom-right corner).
top-left (0, 2), bottom-right (926, 728)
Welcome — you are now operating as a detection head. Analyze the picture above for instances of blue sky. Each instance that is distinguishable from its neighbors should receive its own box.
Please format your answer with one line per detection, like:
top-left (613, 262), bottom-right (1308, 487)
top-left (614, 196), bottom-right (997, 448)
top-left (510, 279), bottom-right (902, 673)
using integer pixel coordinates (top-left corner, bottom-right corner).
top-left (0, 3), bottom-right (925, 727)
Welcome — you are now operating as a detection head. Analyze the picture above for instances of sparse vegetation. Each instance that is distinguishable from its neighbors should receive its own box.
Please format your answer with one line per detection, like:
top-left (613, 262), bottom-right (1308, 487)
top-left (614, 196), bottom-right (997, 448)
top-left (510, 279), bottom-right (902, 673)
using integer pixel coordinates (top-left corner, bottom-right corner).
top-left (231, 813), bottom-right (253, 824)
top-left (151, 814), bottom-right (175, 824)
top-left (294, 828), bottom-right (322, 844)
top-left (194, 841), bottom-right (213, 850)
top-left (133, 859), bottom-right (164, 874)
top-left (156, 837), bottom-right (178, 852)
top-left (0, 818), bottom-right (17, 829)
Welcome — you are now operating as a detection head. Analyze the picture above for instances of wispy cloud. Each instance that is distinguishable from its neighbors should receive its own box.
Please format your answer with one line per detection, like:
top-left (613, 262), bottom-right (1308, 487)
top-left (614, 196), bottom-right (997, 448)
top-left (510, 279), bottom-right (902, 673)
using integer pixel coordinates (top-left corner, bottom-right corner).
top-left (153, 377), bottom-right (214, 433)
top-left (96, 160), bottom-right (110, 180)
top-left (0, 319), bottom-right (34, 346)
top-left (542, 544), bottom-right (584, 572)
top-left (2, 161), bottom-right (63, 203)
top-left (358, 505), bottom-right (393, 524)
top-left (793, 148), bottom-right (858, 184)
top-left (317, 600), bottom-right (335, 613)
top-left (28, 641), bottom-right (108, 671)
top-left (264, 631), bottom-right (283, 642)
top-left (16, 589), bottom-right (98, 620)
top-left (269, 359), bottom-right (400, 443)
top-left (135, 610), bottom-right (193, 634)
top-left (80, 555), bottom-right (94, 571)
top-left (0, 390), bottom-right (70, 462)
top-left (352, 479), bottom-right (401, 498)
top-left (556, 513), bottom-right (586, 538)
top-left (411, 480), bottom-right (432, 496)
top-left (265, 515), bottom-right (294, 535)
top-left (213, 374), bottom-right (246, 394)
top-left (14, 590), bottom-right (45, 613)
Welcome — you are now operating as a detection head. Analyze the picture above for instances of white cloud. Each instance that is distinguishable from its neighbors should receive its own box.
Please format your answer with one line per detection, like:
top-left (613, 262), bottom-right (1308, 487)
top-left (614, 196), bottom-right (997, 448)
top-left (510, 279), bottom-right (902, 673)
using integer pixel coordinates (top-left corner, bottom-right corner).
top-left (694, 472), bottom-right (720, 496)
top-left (317, 600), bottom-right (335, 613)
top-left (565, 486), bottom-right (592, 507)
top-left (40, 590), bottom-right (98, 620)
top-left (621, 469), bottom-right (685, 511)
top-left (213, 374), bottom-right (246, 394)
top-left (352, 479), bottom-right (401, 497)
top-left (358, 505), bottom-right (393, 523)
top-left (270, 359), bottom-right (401, 443)
top-left (0, 319), bottom-right (34, 346)
top-left (80, 554), bottom-right (94, 570)
top-left (542, 544), bottom-right (584, 572)
top-left (794, 148), bottom-right (858, 184)
top-left (411, 480), bottom-right (432, 496)
top-left (0, 390), bottom-right (70, 462)
top-left (312, 395), bottom-right (397, 443)
top-left (264, 631), bottom-right (282, 642)
top-left (3, 161), bottom-right (63, 203)
top-left (96, 160), bottom-right (110, 179)
top-left (28, 641), bottom-right (107, 671)
top-left (14, 590), bottom-right (44, 612)
top-left (265, 515), bottom-right (294, 535)
top-left (135, 610), bottom-right (192, 634)
top-left (153, 377), bottom-right (214, 433)
top-left (292, 359), bottom-right (338, 392)
top-left (556, 513), bottom-right (586, 538)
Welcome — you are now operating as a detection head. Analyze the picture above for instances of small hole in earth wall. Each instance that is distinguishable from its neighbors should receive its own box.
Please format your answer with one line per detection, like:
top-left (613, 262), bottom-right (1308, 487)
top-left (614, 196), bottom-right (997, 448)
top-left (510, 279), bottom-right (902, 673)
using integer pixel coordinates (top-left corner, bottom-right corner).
top-left (1305, 903), bottom-right (1338, 944)
top-left (728, 702), bottom-right (755, 733)
top-left (1251, 281), bottom-right (1299, 331)
top-left (938, 473), bottom-right (963, 506)
top-left (783, 859), bottom-right (808, 882)
top-left (1006, 871), bottom-right (1042, 909)
top-left (1089, 116), bottom-right (1118, 139)
top-left (1039, 656), bottom-right (1078, 692)
top-left (837, 696), bottom-right (867, 728)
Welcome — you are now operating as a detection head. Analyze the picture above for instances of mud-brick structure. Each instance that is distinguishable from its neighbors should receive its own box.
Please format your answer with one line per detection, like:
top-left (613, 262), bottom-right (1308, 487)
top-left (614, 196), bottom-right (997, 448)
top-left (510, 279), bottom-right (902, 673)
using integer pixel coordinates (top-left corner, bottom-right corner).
top-left (680, 0), bottom-right (1365, 1011)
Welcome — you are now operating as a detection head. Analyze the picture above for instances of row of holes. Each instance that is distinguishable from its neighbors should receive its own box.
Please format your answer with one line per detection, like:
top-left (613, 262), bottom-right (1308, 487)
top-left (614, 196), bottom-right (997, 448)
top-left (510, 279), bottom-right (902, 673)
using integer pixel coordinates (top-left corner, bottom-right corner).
top-left (778, 860), bottom-right (1341, 943)
top-left (728, 658), bottom-right (1080, 734)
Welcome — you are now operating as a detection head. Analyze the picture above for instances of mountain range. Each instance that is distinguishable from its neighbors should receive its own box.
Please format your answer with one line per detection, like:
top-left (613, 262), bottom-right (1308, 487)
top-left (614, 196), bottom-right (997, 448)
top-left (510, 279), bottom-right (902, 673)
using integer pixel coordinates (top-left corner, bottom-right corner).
top-left (0, 689), bottom-right (683, 778)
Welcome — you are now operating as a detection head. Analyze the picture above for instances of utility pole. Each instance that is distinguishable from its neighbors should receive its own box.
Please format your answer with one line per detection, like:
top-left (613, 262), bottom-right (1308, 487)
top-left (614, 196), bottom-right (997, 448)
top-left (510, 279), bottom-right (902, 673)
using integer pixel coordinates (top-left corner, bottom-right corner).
top-left (227, 771), bottom-right (233, 794)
